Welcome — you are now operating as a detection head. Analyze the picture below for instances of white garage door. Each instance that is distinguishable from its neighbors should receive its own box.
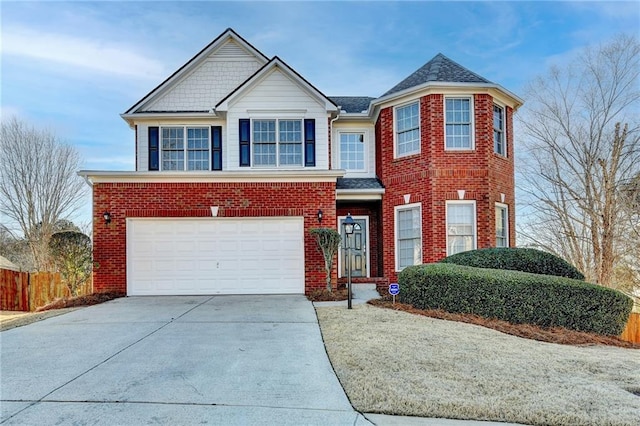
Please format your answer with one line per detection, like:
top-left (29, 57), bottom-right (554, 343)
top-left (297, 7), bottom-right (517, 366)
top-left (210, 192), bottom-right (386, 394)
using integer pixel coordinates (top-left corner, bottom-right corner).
top-left (127, 217), bottom-right (304, 295)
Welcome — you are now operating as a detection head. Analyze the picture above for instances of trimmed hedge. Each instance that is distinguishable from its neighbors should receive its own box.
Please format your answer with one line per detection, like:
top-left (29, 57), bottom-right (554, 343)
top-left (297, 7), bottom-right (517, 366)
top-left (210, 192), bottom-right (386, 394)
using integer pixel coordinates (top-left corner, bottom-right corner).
top-left (398, 263), bottom-right (632, 336)
top-left (439, 247), bottom-right (585, 280)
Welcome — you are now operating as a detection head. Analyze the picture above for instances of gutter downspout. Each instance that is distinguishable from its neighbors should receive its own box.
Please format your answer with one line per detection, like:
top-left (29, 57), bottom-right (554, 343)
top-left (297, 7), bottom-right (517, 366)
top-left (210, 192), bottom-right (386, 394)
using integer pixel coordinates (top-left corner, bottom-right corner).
top-left (329, 108), bottom-right (342, 171)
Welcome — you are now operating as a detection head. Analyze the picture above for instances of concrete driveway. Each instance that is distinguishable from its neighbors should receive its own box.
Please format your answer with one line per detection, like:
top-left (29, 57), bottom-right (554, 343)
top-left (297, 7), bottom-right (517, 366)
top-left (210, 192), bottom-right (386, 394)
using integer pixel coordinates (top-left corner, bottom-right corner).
top-left (1, 295), bottom-right (371, 425)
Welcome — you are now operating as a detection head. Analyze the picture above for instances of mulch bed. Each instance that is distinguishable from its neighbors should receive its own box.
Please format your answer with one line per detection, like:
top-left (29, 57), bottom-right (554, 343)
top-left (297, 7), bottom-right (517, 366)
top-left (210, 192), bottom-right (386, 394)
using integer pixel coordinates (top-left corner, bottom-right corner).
top-left (307, 288), bottom-right (349, 302)
top-left (36, 292), bottom-right (125, 312)
top-left (369, 298), bottom-right (639, 349)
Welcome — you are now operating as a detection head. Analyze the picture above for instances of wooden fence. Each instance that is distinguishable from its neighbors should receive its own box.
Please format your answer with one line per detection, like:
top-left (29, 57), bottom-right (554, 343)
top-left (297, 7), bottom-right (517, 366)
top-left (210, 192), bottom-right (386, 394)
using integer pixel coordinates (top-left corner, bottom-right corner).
top-left (1, 268), bottom-right (92, 312)
top-left (621, 312), bottom-right (640, 344)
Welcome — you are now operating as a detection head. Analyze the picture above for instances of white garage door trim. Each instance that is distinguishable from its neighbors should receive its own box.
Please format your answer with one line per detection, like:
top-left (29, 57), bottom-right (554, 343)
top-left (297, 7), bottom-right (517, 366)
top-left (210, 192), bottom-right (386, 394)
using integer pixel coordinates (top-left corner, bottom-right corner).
top-left (126, 217), bottom-right (305, 295)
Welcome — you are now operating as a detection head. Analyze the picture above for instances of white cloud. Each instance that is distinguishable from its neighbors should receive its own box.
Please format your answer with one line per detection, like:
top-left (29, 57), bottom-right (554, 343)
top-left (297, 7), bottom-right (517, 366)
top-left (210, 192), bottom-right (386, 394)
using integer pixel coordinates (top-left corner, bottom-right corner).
top-left (1, 26), bottom-right (165, 80)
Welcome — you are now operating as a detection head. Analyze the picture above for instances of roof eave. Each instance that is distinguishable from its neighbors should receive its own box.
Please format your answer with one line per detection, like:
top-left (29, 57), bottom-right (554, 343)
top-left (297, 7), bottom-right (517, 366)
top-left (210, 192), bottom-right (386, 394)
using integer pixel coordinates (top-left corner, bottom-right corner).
top-left (78, 169), bottom-right (346, 184)
top-left (374, 81), bottom-right (523, 109)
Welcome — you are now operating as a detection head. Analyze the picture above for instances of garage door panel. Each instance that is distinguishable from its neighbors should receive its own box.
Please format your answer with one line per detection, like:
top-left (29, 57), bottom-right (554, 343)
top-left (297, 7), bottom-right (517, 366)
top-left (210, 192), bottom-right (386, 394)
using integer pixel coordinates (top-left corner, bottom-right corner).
top-left (127, 218), bottom-right (304, 295)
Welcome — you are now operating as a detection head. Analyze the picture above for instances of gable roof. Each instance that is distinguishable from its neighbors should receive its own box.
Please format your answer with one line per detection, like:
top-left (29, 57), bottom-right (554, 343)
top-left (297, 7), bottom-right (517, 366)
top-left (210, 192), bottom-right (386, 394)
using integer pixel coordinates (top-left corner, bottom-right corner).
top-left (215, 56), bottom-right (338, 112)
top-left (124, 28), bottom-right (269, 115)
top-left (382, 53), bottom-right (492, 97)
top-left (328, 96), bottom-right (376, 114)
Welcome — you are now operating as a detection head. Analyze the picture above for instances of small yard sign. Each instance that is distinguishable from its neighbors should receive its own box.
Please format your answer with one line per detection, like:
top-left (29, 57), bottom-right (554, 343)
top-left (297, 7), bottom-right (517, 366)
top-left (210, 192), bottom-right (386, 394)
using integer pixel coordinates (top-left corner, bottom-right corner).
top-left (389, 283), bottom-right (399, 304)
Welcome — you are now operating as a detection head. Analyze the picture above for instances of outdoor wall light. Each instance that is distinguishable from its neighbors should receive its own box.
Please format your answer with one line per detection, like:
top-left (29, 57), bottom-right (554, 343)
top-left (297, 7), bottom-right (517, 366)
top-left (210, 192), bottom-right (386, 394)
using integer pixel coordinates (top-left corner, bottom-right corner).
top-left (103, 211), bottom-right (111, 225)
top-left (317, 209), bottom-right (323, 223)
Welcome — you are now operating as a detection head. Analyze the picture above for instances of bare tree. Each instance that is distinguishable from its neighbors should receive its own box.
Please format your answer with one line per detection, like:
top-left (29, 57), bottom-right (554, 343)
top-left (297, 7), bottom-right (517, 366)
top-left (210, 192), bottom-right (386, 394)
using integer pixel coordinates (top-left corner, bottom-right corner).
top-left (310, 228), bottom-right (342, 291)
top-left (517, 34), bottom-right (640, 291)
top-left (0, 117), bottom-right (86, 270)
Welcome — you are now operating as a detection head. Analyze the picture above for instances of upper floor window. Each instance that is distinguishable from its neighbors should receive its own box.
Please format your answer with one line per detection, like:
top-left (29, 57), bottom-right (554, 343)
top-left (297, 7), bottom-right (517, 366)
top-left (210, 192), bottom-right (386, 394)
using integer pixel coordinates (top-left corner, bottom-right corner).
top-left (340, 133), bottom-right (365, 171)
top-left (395, 102), bottom-right (420, 157)
top-left (495, 204), bottom-right (508, 247)
top-left (395, 203), bottom-right (422, 270)
top-left (446, 201), bottom-right (476, 255)
top-left (253, 119), bottom-right (302, 167)
top-left (161, 126), bottom-right (209, 171)
top-left (493, 104), bottom-right (506, 156)
top-left (445, 97), bottom-right (473, 150)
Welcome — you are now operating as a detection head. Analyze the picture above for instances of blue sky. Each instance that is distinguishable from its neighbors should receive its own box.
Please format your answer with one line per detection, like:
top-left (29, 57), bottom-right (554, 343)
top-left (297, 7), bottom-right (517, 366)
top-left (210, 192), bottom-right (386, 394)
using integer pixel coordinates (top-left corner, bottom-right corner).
top-left (1, 0), bottom-right (639, 227)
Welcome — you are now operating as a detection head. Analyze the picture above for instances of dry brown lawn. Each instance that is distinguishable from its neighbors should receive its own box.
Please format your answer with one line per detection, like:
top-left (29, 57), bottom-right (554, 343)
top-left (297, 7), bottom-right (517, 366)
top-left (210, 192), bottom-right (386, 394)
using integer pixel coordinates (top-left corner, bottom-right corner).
top-left (316, 303), bottom-right (640, 426)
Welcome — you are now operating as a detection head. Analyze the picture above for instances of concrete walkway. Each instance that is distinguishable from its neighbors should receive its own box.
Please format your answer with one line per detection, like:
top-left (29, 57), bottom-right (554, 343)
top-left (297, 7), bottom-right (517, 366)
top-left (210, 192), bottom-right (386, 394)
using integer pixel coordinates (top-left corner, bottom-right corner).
top-left (1, 295), bottom-right (370, 425)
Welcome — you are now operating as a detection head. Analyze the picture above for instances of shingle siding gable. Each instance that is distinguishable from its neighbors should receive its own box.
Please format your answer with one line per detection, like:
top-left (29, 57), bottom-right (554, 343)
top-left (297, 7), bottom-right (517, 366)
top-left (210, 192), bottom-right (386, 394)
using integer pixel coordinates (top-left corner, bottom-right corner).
top-left (142, 42), bottom-right (263, 112)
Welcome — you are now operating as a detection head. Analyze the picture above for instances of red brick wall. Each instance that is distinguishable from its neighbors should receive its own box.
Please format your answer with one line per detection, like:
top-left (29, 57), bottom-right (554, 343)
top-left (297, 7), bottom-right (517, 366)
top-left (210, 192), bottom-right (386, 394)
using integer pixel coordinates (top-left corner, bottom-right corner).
top-left (376, 93), bottom-right (516, 283)
top-left (92, 181), bottom-right (337, 295)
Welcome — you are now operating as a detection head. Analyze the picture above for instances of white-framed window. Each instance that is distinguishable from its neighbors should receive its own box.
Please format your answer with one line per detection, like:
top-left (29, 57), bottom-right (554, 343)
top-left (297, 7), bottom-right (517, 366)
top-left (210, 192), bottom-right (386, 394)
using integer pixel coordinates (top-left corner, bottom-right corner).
top-left (493, 104), bottom-right (506, 156)
top-left (161, 126), bottom-right (210, 171)
top-left (495, 203), bottom-right (509, 247)
top-left (446, 201), bottom-right (476, 256)
top-left (252, 119), bottom-right (302, 167)
top-left (395, 203), bottom-right (422, 270)
top-left (339, 132), bottom-right (365, 171)
top-left (395, 101), bottom-right (420, 157)
top-left (445, 97), bottom-right (474, 150)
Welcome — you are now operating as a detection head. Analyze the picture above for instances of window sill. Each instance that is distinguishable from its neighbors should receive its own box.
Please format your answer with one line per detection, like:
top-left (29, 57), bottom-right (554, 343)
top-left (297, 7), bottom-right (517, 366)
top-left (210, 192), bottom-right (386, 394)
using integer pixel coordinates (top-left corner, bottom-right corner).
top-left (444, 148), bottom-right (475, 153)
top-left (393, 152), bottom-right (421, 161)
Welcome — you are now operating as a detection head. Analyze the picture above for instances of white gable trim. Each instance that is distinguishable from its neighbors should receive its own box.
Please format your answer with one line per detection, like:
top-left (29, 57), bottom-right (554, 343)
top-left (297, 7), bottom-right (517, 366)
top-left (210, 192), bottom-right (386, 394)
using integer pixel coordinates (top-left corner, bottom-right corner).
top-left (124, 29), bottom-right (269, 117)
top-left (216, 57), bottom-right (338, 113)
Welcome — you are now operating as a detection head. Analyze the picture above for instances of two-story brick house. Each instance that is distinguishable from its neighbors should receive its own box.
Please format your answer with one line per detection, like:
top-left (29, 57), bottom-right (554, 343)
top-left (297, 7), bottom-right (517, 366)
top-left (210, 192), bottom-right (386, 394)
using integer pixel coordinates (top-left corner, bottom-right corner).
top-left (80, 28), bottom-right (522, 296)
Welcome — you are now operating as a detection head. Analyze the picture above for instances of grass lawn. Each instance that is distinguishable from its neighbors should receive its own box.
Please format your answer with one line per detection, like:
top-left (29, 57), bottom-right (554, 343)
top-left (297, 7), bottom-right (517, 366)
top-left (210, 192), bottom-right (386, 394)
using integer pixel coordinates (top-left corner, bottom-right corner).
top-left (316, 303), bottom-right (640, 426)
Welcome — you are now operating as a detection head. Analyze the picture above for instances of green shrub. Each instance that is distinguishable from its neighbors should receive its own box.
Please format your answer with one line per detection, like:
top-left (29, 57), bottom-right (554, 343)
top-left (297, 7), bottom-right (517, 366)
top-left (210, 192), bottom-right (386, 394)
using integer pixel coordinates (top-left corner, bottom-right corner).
top-left (398, 263), bottom-right (632, 336)
top-left (439, 247), bottom-right (585, 280)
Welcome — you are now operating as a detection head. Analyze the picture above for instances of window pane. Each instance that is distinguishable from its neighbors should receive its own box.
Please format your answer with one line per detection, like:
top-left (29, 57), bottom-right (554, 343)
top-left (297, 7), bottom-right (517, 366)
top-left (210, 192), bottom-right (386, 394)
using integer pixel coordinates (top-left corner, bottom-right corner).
top-left (445, 98), bottom-right (471, 149)
top-left (161, 127), bottom-right (184, 170)
top-left (340, 133), bottom-right (365, 170)
top-left (161, 127), bottom-right (184, 150)
top-left (493, 105), bottom-right (505, 155)
top-left (186, 127), bottom-right (209, 170)
top-left (447, 203), bottom-right (475, 255)
top-left (496, 206), bottom-right (508, 247)
top-left (162, 150), bottom-right (184, 171)
top-left (254, 120), bottom-right (276, 144)
top-left (396, 102), bottom-right (420, 156)
top-left (253, 143), bottom-right (276, 166)
top-left (397, 207), bottom-right (421, 269)
top-left (279, 143), bottom-right (302, 165)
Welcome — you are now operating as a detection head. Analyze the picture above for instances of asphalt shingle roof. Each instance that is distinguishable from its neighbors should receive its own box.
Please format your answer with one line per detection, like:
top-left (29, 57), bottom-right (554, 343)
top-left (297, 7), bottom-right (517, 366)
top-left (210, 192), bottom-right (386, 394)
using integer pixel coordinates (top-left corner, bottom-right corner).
top-left (328, 96), bottom-right (376, 113)
top-left (382, 53), bottom-right (492, 97)
top-left (336, 178), bottom-right (384, 190)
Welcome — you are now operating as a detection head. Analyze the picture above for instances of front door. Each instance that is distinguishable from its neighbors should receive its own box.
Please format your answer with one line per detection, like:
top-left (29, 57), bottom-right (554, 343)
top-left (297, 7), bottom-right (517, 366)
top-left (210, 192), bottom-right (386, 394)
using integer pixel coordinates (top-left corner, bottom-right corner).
top-left (340, 217), bottom-right (367, 277)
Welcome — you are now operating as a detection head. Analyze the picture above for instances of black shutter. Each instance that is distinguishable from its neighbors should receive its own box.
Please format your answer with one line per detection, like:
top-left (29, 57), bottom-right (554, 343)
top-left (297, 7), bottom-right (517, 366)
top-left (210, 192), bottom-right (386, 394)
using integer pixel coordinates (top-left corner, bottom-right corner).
top-left (148, 127), bottom-right (159, 171)
top-left (239, 119), bottom-right (250, 167)
top-left (211, 126), bottom-right (222, 171)
top-left (304, 119), bottom-right (315, 167)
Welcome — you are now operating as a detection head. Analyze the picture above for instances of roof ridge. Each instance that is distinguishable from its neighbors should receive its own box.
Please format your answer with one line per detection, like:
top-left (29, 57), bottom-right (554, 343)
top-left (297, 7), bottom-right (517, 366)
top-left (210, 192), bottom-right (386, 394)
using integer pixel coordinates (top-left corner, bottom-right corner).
top-left (381, 53), bottom-right (492, 97)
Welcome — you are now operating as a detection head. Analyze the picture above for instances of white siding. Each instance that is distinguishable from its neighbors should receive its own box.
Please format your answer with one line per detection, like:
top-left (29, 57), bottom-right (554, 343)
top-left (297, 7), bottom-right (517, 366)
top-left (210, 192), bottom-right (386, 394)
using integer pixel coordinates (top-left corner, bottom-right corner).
top-left (226, 69), bottom-right (330, 171)
top-left (137, 124), bottom-right (149, 171)
top-left (142, 40), bottom-right (262, 112)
